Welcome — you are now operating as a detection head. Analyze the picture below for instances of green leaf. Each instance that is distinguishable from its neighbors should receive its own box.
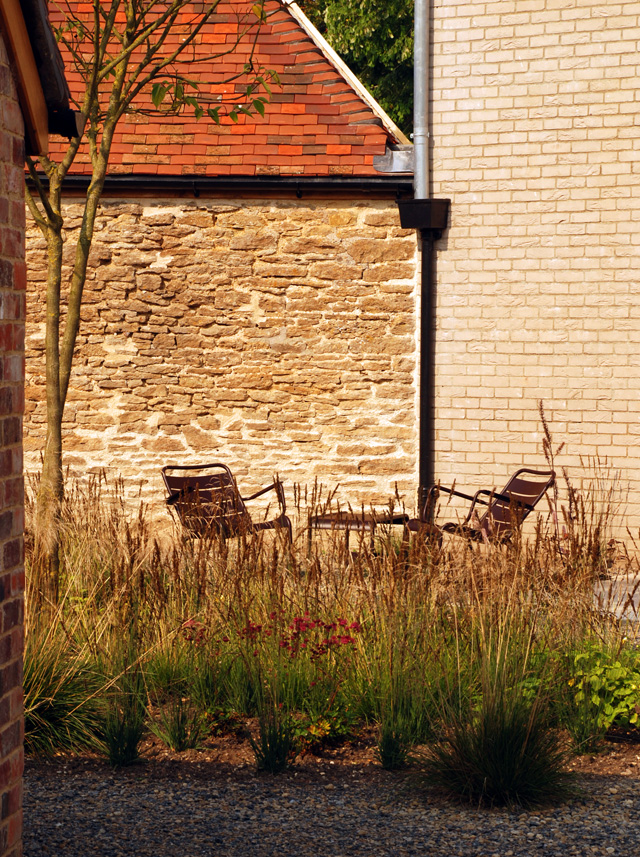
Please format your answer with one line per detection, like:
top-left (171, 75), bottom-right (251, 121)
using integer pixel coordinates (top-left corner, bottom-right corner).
top-left (252, 99), bottom-right (266, 117)
top-left (151, 84), bottom-right (169, 109)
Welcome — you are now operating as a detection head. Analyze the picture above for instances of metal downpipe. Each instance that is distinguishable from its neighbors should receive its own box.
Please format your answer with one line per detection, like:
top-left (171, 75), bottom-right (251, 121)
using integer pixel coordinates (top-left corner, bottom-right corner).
top-left (413, 0), bottom-right (430, 200)
top-left (415, 0), bottom-right (434, 501)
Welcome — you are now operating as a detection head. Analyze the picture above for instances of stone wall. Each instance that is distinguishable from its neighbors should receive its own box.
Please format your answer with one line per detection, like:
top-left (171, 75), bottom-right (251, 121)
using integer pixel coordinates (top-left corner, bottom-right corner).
top-left (25, 198), bottom-right (419, 517)
top-left (431, 0), bottom-right (640, 528)
top-left (0, 29), bottom-right (25, 857)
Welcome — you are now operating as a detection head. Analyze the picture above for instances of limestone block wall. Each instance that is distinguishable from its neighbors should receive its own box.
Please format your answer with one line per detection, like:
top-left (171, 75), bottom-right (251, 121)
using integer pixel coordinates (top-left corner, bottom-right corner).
top-left (25, 198), bottom-right (419, 517)
top-left (431, 0), bottom-right (640, 529)
top-left (0, 30), bottom-right (25, 857)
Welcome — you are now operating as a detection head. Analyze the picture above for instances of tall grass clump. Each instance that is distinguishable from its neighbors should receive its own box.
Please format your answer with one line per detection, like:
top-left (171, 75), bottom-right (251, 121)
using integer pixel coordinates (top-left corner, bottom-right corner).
top-left (102, 683), bottom-right (146, 768)
top-left (22, 452), bottom-right (639, 793)
top-left (149, 696), bottom-right (205, 752)
top-left (23, 634), bottom-right (102, 756)
top-left (414, 585), bottom-right (573, 807)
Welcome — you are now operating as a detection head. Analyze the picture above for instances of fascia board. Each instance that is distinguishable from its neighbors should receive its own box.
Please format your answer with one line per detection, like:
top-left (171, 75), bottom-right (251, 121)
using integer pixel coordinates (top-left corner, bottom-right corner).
top-left (0, 0), bottom-right (48, 154)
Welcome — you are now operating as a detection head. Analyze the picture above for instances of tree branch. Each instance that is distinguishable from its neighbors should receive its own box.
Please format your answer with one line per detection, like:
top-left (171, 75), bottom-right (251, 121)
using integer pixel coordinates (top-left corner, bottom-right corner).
top-left (25, 157), bottom-right (62, 229)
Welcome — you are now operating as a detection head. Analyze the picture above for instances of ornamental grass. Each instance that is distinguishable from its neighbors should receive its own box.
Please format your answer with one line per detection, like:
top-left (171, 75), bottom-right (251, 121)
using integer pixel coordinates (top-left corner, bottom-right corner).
top-left (23, 463), bottom-right (640, 803)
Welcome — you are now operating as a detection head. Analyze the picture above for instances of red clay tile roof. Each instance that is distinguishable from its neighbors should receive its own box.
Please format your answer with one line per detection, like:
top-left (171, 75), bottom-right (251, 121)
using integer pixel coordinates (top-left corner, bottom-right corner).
top-left (47, 1), bottom-right (406, 178)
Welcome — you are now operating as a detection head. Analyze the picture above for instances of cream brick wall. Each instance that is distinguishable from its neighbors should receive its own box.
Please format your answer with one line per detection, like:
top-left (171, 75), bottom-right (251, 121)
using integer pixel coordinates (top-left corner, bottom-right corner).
top-left (25, 198), bottom-right (419, 517)
top-left (431, 0), bottom-right (640, 530)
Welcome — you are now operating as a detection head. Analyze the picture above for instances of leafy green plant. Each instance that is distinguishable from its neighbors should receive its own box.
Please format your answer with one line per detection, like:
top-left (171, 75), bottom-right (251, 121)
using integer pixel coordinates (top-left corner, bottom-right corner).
top-left (292, 710), bottom-right (353, 754)
top-left (574, 655), bottom-right (640, 728)
top-left (559, 647), bottom-right (640, 752)
top-left (149, 696), bottom-right (205, 751)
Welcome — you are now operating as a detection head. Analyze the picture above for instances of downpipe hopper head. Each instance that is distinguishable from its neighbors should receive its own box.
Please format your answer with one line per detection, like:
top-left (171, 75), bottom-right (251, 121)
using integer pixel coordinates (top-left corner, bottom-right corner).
top-left (373, 144), bottom-right (414, 174)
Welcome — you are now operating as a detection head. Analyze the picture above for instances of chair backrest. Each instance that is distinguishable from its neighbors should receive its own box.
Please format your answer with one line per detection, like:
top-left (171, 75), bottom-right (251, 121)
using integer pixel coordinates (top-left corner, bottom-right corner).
top-left (161, 463), bottom-right (251, 537)
top-left (478, 468), bottom-right (555, 539)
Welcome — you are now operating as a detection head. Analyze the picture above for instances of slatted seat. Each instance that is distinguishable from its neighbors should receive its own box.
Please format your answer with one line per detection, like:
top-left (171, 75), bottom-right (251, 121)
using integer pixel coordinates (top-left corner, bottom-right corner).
top-left (161, 462), bottom-right (292, 541)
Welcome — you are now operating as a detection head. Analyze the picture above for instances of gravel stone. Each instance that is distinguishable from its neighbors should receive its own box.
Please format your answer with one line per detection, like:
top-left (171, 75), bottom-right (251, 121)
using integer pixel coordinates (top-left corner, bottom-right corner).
top-left (23, 763), bottom-right (640, 857)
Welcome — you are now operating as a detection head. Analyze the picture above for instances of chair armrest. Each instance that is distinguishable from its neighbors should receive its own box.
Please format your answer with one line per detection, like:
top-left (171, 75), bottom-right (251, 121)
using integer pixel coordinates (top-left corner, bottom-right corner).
top-left (242, 483), bottom-right (275, 502)
top-left (435, 485), bottom-right (479, 504)
top-left (242, 478), bottom-right (287, 515)
top-left (422, 484), bottom-right (476, 522)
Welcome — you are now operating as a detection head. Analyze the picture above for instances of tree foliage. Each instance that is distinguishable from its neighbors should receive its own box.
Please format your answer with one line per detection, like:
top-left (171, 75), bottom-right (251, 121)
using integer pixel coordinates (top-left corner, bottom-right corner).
top-left (299, 0), bottom-right (414, 135)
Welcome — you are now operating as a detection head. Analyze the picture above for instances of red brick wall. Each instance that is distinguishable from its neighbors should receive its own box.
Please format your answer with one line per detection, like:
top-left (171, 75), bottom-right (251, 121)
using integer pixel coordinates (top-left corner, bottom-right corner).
top-left (0, 29), bottom-right (26, 857)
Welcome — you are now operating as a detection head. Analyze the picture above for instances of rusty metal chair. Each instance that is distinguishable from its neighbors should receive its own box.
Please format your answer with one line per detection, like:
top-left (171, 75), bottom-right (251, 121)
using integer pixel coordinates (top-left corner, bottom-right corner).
top-left (407, 468), bottom-right (555, 544)
top-left (161, 462), bottom-right (292, 541)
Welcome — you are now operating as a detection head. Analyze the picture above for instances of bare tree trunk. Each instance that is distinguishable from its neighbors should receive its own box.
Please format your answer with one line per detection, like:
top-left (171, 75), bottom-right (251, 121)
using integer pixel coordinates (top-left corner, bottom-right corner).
top-left (35, 220), bottom-right (65, 599)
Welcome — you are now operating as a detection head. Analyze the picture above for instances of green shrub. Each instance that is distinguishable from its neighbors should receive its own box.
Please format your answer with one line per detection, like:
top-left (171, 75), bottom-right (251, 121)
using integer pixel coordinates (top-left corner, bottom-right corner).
top-left (558, 646), bottom-right (640, 752)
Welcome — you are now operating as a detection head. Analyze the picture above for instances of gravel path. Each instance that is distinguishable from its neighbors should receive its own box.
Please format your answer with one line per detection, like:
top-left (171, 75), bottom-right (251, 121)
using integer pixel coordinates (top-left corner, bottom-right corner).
top-left (23, 761), bottom-right (640, 857)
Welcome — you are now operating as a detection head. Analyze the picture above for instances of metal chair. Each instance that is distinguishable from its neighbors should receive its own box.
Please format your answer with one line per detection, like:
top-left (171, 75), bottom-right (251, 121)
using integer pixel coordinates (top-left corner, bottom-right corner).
top-left (407, 468), bottom-right (555, 544)
top-left (161, 462), bottom-right (292, 541)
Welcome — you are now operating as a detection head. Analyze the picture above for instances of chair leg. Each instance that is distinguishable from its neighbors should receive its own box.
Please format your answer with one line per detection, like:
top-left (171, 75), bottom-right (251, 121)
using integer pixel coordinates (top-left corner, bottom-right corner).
top-left (283, 516), bottom-right (293, 543)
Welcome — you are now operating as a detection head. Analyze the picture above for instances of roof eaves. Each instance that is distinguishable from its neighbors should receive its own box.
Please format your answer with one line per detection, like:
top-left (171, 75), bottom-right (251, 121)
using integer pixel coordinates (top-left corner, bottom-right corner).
top-left (19, 0), bottom-right (83, 139)
top-left (284, 2), bottom-right (411, 146)
top-left (0, 0), bottom-right (48, 153)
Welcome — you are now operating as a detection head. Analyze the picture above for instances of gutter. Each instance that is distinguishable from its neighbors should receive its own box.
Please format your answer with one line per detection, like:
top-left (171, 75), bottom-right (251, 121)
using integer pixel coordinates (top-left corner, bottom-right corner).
top-left (27, 173), bottom-right (414, 198)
